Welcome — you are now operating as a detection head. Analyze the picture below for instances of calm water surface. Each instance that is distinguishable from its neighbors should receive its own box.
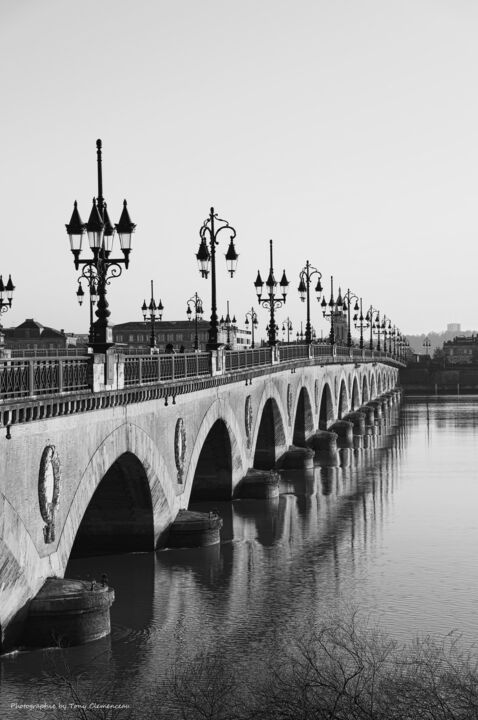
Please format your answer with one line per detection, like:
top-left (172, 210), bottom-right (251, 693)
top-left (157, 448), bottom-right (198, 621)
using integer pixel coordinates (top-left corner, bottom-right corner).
top-left (2, 398), bottom-right (478, 716)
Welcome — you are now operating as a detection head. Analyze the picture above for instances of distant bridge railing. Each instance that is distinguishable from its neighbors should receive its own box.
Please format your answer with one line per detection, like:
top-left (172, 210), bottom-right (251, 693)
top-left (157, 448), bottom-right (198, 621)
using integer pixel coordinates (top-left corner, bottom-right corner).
top-left (224, 347), bottom-right (271, 371)
top-left (0, 343), bottom-right (404, 402)
top-left (124, 352), bottom-right (210, 386)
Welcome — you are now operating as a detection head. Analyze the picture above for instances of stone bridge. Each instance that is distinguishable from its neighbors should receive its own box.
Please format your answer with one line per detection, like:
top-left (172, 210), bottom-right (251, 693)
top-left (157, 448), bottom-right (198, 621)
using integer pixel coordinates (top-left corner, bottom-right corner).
top-left (0, 349), bottom-right (399, 649)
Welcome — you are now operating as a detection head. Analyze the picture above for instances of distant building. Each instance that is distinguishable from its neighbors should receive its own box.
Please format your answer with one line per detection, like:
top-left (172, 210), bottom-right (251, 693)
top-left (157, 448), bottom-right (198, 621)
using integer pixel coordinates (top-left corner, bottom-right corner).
top-left (64, 332), bottom-right (89, 348)
top-left (112, 320), bottom-right (252, 352)
top-left (443, 335), bottom-right (478, 365)
top-left (447, 323), bottom-right (461, 333)
top-left (3, 319), bottom-right (67, 352)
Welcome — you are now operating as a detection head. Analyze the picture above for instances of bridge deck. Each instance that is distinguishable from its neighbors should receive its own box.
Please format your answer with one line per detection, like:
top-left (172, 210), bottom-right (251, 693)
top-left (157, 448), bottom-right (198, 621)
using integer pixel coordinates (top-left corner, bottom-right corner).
top-left (0, 344), bottom-right (404, 433)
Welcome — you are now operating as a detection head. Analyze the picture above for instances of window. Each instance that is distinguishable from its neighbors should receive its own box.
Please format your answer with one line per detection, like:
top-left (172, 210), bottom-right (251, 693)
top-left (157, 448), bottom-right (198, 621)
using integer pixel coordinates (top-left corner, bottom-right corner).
top-left (116, 334), bottom-right (123, 342)
top-left (129, 335), bottom-right (134, 342)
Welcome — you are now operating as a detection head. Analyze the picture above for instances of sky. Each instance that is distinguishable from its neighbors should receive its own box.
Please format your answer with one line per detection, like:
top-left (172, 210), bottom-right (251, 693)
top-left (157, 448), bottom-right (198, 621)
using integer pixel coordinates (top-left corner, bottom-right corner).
top-left (1, 0), bottom-right (477, 338)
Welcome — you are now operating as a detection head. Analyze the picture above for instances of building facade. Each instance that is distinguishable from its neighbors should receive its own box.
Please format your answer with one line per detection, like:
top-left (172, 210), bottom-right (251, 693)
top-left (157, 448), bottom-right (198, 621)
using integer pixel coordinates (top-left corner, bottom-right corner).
top-left (112, 320), bottom-right (252, 352)
top-left (443, 335), bottom-right (478, 364)
top-left (3, 319), bottom-right (67, 352)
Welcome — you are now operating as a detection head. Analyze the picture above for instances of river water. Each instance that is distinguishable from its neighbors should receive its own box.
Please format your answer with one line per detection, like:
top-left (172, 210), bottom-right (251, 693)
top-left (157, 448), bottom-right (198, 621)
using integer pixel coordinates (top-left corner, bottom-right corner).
top-left (1, 397), bottom-right (478, 717)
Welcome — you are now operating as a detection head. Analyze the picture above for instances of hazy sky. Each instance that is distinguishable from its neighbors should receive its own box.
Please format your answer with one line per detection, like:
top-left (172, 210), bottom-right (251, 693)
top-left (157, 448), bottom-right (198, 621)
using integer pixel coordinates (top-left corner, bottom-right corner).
top-left (1, 0), bottom-right (477, 337)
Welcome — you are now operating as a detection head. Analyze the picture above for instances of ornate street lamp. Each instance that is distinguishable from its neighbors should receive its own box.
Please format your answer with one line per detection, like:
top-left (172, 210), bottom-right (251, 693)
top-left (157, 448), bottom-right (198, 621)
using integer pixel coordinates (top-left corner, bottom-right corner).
top-left (219, 301), bottom-right (236, 347)
top-left (281, 317), bottom-right (293, 343)
top-left (141, 280), bottom-right (164, 350)
top-left (321, 276), bottom-right (342, 345)
top-left (298, 261), bottom-right (323, 344)
top-left (364, 305), bottom-right (380, 350)
top-left (296, 322), bottom-right (304, 342)
top-left (379, 315), bottom-right (393, 353)
top-left (390, 325), bottom-right (398, 356)
top-left (186, 292), bottom-right (204, 350)
top-left (383, 317), bottom-right (393, 353)
top-left (423, 336), bottom-right (431, 356)
top-left (196, 207), bottom-right (238, 350)
top-left (66, 139), bottom-right (136, 353)
top-left (342, 289), bottom-right (360, 347)
top-left (245, 307), bottom-right (258, 348)
top-left (0, 275), bottom-right (15, 317)
top-left (353, 297), bottom-right (366, 350)
top-left (371, 309), bottom-right (383, 351)
top-left (254, 239), bottom-right (289, 346)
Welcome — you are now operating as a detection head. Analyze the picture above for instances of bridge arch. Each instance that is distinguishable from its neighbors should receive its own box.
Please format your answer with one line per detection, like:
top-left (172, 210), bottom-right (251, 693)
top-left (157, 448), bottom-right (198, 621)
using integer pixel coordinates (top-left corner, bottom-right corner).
top-left (253, 397), bottom-right (287, 469)
top-left (318, 382), bottom-right (334, 429)
top-left (185, 397), bottom-right (246, 501)
top-left (370, 373), bottom-right (377, 398)
top-left (337, 378), bottom-right (348, 418)
top-left (351, 376), bottom-right (360, 410)
top-left (251, 383), bottom-right (288, 469)
top-left (189, 419), bottom-right (232, 501)
top-left (69, 451), bottom-right (154, 558)
top-left (58, 422), bottom-right (175, 570)
top-left (293, 386), bottom-right (314, 446)
top-left (362, 375), bottom-right (369, 403)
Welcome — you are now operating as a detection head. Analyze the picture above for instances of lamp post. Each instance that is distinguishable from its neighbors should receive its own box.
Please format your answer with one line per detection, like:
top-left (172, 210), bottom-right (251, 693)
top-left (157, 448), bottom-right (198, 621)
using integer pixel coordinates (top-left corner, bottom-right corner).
top-left (254, 239), bottom-right (289, 346)
top-left (423, 336), bottom-right (431, 356)
top-left (380, 316), bottom-right (393, 353)
top-left (364, 306), bottom-right (380, 350)
top-left (384, 318), bottom-right (393, 353)
top-left (196, 207), bottom-right (238, 350)
top-left (66, 139), bottom-right (136, 354)
top-left (281, 317), bottom-right (293, 343)
top-left (141, 280), bottom-right (164, 350)
top-left (297, 261), bottom-right (323, 344)
top-left (245, 307), bottom-right (258, 348)
top-left (0, 275), bottom-right (15, 317)
top-left (391, 326), bottom-right (398, 356)
top-left (186, 292), bottom-right (204, 350)
top-left (296, 322), bottom-right (304, 342)
top-left (372, 310), bottom-right (383, 351)
top-left (321, 276), bottom-right (342, 345)
top-left (342, 289), bottom-right (360, 347)
top-left (353, 297), bottom-right (366, 350)
top-left (219, 301), bottom-right (236, 347)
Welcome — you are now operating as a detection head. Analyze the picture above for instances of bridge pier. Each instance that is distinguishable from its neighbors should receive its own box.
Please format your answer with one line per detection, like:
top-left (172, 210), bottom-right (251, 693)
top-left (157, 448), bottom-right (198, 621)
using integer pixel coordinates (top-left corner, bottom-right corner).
top-left (166, 510), bottom-right (223, 548)
top-left (343, 411), bottom-right (366, 435)
top-left (277, 445), bottom-right (315, 470)
top-left (328, 420), bottom-right (354, 447)
top-left (22, 577), bottom-right (114, 649)
top-left (235, 469), bottom-right (280, 499)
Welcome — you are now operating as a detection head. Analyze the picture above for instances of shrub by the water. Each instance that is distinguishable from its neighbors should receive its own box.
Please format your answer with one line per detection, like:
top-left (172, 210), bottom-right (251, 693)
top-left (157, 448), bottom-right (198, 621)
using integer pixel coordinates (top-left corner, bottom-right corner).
top-left (51, 612), bottom-right (478, 720)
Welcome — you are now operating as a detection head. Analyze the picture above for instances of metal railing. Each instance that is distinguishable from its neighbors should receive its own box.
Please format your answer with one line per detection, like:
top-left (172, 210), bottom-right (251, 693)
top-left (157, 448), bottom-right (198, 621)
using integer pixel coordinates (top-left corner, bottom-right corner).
top-left (0, 356), bottom-right (90, 399)
top-left (279, 344), bottom-right (310, 361)
top-left (224, 347), bottom-right (271, 371)
top-left (124, 352), bottom-right (210, 386)
top-left (311, 344), bottom-right (334, 359)
top-left (0, 344), bottom-right (404, 402)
